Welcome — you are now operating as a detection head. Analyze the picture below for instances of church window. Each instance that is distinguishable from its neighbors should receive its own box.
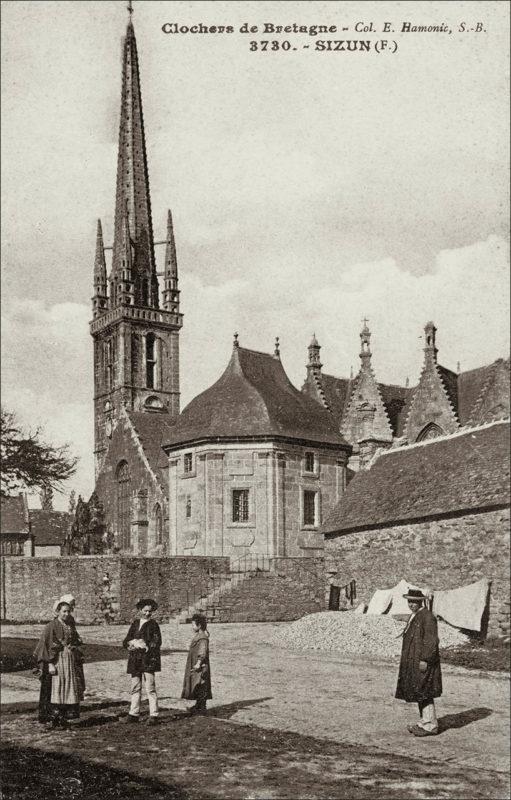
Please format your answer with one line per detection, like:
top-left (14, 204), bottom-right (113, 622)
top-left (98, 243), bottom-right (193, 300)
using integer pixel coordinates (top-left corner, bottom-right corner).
top-left (185, 496), bottom-right (192, 519)
top-left (184, 453), bottom-right (193, 473)
top-left (304, 452), bottom-right (315, 473)
top-left (232, 489), bottom-right (249, 523)
top-left (154, 503), bottom-right (163, 545)
top-left (116, 461), bottom-right (131, 550)
top-left (417, 423), bottom-right (444, 442)
top-left (146, 333), bottom-right (156, 388)
top-left (303, 490), bottom-right (318, 527)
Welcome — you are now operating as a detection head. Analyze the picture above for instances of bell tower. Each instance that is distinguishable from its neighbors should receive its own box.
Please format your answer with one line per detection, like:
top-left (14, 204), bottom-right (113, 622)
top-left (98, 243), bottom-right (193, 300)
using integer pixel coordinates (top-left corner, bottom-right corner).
top-left (90, 7), bottom-right (183, 475)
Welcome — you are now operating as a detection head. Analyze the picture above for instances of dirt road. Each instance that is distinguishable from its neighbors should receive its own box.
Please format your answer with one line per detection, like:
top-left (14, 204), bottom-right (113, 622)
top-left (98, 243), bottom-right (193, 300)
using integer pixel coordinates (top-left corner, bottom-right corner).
top-left (1, 621), bottom-right (509, 799)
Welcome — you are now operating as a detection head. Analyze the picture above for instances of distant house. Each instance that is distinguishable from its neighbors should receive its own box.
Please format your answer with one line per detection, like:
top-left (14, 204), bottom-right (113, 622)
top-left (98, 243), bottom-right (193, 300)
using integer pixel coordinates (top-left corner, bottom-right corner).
top-left (29, 510), bottom-right (72, 557)
top-left (0, 494), bottom-right (32, 556)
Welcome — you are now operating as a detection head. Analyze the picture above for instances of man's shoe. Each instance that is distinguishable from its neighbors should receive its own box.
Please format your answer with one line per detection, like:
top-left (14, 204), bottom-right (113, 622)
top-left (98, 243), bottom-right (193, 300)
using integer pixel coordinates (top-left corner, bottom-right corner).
top-left (123, 714), bottom-right (140, 724)
top-left (147, 717), bottom-right (159, 726)
top-left (410, 725), bottom-right (439, 737)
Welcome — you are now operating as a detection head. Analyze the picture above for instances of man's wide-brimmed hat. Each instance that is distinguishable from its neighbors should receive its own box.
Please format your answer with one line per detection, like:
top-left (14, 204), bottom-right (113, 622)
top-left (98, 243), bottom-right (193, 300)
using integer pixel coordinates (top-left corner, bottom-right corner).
top-left (136, 598), bottom-right (158, 611)
top-left (402, 588), bottom-right (426, 601)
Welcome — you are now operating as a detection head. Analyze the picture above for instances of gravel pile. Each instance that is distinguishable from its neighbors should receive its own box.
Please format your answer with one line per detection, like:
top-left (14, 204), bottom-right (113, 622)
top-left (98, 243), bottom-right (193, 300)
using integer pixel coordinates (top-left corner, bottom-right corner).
top-left (270, 611), bottom-right (469, 659)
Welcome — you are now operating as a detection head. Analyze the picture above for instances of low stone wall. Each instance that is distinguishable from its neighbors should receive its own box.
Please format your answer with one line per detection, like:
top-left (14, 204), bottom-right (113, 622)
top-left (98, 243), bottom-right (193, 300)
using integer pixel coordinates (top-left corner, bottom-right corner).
top-left (324, 507), bottom-right (510, 637)
top-left (0, 555), bottom-right (230, 625)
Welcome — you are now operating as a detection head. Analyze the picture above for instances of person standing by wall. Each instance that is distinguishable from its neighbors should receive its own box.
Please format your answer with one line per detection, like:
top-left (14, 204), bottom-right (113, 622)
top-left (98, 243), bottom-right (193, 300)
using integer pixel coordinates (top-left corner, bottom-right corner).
top-left (122, 598), bottom-right (162, 725)
top-left (395, 588), bottom-right (442, 736)
top-left (182, 613), bottom-right (212, 715)
top-left (33, 601), bottom-right (84, 728)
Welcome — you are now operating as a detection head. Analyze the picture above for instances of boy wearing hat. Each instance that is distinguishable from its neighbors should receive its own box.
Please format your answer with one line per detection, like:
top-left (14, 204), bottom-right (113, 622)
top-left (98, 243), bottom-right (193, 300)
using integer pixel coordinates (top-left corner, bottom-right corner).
top-left (122, 598), bottom-right (162, 725)
top-left (395, 588), bottom-right (442, 736)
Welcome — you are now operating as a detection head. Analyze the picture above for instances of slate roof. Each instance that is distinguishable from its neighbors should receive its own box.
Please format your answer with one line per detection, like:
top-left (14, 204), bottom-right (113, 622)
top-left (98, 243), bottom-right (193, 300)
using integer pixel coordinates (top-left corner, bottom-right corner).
top-left (457, 358), bottom-right (510, 425)
top-left (319, 374), bottom-right (353, 424)
top-left (321, 421), bottom-right (510, 535)
top-left (437, 364), bottom-right (459, 417)
top-left (0, 495), bottom-right (29, 536)
top-left (30, 510), bottom-right (72, 546)
top-left (127, 410), bottom-right (176, 491)
top-left (377, 383), bottom-right (414, 437)
top-left (163, 347), bottom-right (351, 451)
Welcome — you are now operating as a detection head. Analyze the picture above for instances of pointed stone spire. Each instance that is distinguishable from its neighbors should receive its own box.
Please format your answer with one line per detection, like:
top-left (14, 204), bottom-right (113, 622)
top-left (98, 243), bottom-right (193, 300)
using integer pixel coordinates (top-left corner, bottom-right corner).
top-left (114, 206), bottom-right (135, 306)
top-left (359, 319), bottom-right (372, 370)
top-left (92, 219), bottom-right (108, 317)
top-left (111, 14), bottom-right (157, 306)
top-left (423, 321), bottom-right (438, 366)
top-left (307, 333), bottom-right (322, 375)
top-left (162, 209), bottom-right (180, 312)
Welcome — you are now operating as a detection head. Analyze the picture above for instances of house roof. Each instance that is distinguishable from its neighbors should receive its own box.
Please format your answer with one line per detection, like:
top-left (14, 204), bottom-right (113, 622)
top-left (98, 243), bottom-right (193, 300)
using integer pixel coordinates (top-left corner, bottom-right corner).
top-left (377, 383), bottom-right (414, 437)
top-left (321, 421), bottom-right (510, 535)
top-left (30, 510), bottom-right (72, 546)
top-left (163, 346), bottom-right (351, 451)
top-left (319, 374), bottom-right (353, 425)
top-left (0, 494), bottom-right (29, 536)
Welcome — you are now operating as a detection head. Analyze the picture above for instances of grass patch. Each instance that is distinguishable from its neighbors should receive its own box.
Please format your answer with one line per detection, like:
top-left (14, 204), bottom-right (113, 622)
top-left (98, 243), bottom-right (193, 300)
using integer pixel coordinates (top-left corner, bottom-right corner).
top-left (440, 637), bottom-right (510, 672)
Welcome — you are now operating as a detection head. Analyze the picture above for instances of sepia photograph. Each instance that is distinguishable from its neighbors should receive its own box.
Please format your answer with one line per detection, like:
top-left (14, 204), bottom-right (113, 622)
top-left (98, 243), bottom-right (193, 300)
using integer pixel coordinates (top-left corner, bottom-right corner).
top-left (1, 0), bottom-right (509, 797)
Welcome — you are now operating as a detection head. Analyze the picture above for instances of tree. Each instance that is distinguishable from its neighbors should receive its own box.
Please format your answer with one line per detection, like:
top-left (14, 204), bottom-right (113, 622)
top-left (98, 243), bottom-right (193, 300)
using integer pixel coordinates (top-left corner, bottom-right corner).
top-left (1, 407), bottom-right (78, 498)
top-left (66, 492), bottom-right (107, 555)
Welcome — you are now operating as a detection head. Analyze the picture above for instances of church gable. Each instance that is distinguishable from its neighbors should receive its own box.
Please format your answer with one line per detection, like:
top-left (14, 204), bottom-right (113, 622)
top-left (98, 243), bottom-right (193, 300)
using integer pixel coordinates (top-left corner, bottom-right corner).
top-left (404, 323), bottom-right (460, 443)
top-left (467, 358), bottom-right (510, 426)
top-left (340, 323), bottom-right (393, 446)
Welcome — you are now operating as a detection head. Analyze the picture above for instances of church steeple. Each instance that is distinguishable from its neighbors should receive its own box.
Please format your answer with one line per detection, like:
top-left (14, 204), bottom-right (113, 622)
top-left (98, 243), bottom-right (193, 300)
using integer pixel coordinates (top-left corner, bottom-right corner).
top-left (162, 209), bottom-right (180, 313)
top-left (359, 319), bottom-right (372, 370)
top-left (92, 219), bottom-right (108, 318)
top-left (111, 15), bottom-right (157, 308)
top-left (307, 333), bottom-right (323, 377)
top-left (90, 5), bottom-right (183, 477)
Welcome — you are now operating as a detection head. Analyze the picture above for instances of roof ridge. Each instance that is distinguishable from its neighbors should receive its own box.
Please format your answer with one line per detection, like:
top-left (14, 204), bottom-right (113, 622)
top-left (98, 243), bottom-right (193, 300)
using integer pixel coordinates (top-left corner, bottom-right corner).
top-left (379, 417), bottom-right (510, 459)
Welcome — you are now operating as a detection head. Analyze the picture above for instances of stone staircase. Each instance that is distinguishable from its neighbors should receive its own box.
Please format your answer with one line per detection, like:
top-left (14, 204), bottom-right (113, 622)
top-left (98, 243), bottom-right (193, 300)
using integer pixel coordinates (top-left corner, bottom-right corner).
top-left (175, 557), bottom-right (325, 624)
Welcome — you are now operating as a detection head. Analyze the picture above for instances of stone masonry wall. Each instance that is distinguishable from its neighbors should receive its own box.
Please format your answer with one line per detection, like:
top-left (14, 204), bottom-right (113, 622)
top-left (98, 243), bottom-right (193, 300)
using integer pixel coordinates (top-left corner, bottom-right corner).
top-left (1, 555), bottom-right (229, 625)
top-left (170, 443), bottom-right (347, 559)
top-left (325, 507), bottom-right (510, 637)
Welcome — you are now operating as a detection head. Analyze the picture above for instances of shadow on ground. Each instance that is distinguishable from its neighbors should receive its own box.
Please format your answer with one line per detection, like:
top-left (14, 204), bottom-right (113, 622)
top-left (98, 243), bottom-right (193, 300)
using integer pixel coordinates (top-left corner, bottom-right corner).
top-left (2, 701), bottom-right (508, 800)
top-left (438, 707), bottom-right (493, 733)
top-left (1, 743), bottom-right (191, 800)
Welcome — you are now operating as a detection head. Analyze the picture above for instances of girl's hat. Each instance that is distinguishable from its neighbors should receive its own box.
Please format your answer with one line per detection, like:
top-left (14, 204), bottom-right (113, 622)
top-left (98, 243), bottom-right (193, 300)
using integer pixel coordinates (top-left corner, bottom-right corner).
top-left (136, 598), bottom-right (158, 611)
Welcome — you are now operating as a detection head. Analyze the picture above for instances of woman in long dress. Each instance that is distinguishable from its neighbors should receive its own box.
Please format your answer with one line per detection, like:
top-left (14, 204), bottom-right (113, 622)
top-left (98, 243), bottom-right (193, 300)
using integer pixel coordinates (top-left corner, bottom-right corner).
top-left (33, 601), bottom-right (84, 728)
top-left (181, 613), bottom-right (212, 715)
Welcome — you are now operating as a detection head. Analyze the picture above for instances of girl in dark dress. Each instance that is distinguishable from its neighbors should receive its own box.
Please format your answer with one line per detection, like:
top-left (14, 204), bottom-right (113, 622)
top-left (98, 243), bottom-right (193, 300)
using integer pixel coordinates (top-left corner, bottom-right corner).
top-left (182, 614), bottom-right (212, 715)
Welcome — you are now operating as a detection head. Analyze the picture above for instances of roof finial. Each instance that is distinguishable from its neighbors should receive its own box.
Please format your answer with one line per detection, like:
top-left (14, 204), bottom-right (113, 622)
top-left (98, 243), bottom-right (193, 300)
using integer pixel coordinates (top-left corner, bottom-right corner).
top-left (456, 361), bottom-right (461, 374)
top-left (274, 336), bottom-right (280, 358)
top-left (127, 0), bottom-right (134, 17)
top-left (405, 376), bottom-right (409, 388)
top-left (350, 365), bottom-right (354, 380)
top-left (233, 332), bottom-right (239, 348)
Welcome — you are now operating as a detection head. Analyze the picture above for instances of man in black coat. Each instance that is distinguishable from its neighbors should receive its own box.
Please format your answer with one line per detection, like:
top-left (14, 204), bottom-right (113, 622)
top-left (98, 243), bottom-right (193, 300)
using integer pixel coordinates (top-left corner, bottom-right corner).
top-left (122, 598), bottom-right (162, 725)
top-left (395, 588), bottom-right (442, 737)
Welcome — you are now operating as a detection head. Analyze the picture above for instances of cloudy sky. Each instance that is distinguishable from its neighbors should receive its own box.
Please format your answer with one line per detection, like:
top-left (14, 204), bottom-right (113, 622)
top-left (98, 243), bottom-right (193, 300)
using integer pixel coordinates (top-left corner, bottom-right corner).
top-left (1, 0), bottom-right (509, 509)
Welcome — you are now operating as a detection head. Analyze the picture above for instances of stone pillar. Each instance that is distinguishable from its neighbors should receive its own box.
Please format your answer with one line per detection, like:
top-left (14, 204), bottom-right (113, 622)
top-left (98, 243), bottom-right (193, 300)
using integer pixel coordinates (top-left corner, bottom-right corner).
top-left (335, 457), bottom-right (347, 503)
top-left (256, 452), bottom-right (271, 555)
top-left (204, 452), bottom-right (224, 555)
top-left (275, 452), bottom-right (286, 556)
top-left (168, 458), bottom-right (179, 554)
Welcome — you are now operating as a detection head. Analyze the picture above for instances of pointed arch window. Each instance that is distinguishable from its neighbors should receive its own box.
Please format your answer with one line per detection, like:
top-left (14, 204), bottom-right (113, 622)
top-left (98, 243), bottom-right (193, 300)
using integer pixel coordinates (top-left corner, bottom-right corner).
top-left (154, 502), bottom-right (163, 546)
top-left (146, 333), bottom-right (156, 389)
top-left (416, 423), bottom-right (444, 442)
top-left (116, 461), bottom-right (131, 550)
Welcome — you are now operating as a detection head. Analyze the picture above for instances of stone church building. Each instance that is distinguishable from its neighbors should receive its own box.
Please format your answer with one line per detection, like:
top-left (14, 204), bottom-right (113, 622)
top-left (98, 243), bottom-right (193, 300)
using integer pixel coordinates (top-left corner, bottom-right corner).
top-left (91, 14), bottom-right (509, 559)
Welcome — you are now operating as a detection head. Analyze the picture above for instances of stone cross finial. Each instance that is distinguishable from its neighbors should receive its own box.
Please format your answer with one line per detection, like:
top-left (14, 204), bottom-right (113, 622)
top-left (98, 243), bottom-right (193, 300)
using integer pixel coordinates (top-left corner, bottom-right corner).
top-left (274, 337), bottom-right (280, 358)
top-left (233, 332), bottom-right (239, 348)
top-left (127, 0), bottom-right (133, 16)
